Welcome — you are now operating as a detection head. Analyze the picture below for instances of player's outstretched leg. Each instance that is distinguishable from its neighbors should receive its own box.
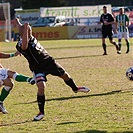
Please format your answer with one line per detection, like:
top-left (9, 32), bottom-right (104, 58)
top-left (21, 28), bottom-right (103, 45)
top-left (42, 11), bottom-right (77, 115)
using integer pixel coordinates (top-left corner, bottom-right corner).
top-left (8, 71), bottom-right (35, 85)
top-left (60, 72), bottom-right (90, 93)
top-left (65, 78), bottom-right (90, 93)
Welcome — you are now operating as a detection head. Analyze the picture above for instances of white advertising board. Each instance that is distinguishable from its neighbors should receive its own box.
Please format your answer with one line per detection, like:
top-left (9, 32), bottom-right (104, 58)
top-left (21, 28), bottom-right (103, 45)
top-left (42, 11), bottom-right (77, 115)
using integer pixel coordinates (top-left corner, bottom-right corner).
top-left (40, 5), bottom-right (111, 18)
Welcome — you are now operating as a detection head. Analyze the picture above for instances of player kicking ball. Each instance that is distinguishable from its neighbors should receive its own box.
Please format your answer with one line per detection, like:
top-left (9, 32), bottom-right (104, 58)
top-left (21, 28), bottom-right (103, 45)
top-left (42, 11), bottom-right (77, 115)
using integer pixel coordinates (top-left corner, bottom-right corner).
top-left (0, 52), bottom-right (35, 114)
top-left (13, 18), bottom-right (90, 121)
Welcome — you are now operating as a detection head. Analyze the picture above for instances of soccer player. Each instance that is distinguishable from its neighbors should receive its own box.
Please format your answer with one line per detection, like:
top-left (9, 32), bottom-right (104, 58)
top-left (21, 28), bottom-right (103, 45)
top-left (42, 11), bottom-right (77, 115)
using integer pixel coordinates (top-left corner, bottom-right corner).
top-left (116, 8), bottom-right (130, 53)
top-left (99, 6), bottom-right (120, 55)
top-left (0, 51), bottom-right (35, 114)
top-left (13, 18), bottom-right (90, 121)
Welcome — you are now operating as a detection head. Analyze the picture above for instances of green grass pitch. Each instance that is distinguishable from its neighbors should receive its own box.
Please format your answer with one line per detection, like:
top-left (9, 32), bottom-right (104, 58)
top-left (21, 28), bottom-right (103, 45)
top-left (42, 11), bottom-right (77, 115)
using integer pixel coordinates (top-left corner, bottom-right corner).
top-left (0, 38), bottom-right (132, 133)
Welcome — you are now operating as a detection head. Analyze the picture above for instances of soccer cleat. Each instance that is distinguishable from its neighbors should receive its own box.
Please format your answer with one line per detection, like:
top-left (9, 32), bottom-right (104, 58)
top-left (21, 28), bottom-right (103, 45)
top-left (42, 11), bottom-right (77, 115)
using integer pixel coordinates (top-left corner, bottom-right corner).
top-left (117, 50), bottom-right (121, 54)
top-left (0, 102), bottom-right (8, 114)
top-left (34, 112), bottom-right (44, 121)
top-left (103, 52), bottom-right (107, 55)
top-left (28, 78), bottom-right (35, 85)
top-left (75, 86), bottom-right (90, 93)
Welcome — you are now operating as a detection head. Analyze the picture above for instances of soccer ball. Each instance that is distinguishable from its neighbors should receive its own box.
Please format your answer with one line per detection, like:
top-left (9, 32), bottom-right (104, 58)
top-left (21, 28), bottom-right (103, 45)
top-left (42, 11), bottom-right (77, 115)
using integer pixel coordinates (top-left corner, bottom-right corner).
top-left (126, 67), bottom-right (133, 81)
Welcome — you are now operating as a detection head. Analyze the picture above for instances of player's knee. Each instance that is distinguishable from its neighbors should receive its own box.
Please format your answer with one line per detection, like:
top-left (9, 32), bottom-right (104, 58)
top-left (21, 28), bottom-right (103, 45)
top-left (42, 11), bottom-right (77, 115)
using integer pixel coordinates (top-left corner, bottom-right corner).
top-left (4, 86), bottom-right (12, 91)
top-left (8, 71), bottom-right (17, 79)
top-left (3, 79), bottom-right (14, 88)
top-left (35, 73), bottom-right (47, 83)
top-left (37, 81), bottom-right (45, 95)
top-left (8, 81), bottom-right (14, 89)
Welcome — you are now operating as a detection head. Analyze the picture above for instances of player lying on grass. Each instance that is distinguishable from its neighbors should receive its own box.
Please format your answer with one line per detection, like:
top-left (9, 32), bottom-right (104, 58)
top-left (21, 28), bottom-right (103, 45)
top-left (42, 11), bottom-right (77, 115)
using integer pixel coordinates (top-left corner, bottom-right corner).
top-left (0, 51), bottom-right (35, 114)
top-left (13, 18), bottom-right (90, 121)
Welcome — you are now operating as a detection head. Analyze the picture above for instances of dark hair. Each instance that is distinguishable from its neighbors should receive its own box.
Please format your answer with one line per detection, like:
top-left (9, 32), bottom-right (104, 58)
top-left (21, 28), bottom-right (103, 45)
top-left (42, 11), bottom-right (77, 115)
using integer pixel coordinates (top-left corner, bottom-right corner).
top-left (119, 7), bottom-right (124, 10)
top-left (103, 6), bottom-right (107, 9)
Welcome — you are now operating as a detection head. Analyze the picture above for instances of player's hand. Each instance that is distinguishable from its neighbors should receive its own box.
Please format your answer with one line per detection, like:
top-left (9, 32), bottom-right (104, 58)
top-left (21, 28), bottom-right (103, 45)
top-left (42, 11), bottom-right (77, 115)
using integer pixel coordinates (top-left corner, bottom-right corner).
top-left (12, 18), bottom-right (22, 27)
top-left (14, 51), bottom-right (21, 56)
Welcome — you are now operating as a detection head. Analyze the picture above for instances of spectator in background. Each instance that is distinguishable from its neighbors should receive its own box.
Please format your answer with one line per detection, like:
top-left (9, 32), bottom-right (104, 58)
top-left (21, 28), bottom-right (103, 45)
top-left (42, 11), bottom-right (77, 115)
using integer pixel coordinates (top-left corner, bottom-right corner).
top-left (116, 7), bottom-right (130, 53)
top-left (99, 6), bottom-right (120, 55)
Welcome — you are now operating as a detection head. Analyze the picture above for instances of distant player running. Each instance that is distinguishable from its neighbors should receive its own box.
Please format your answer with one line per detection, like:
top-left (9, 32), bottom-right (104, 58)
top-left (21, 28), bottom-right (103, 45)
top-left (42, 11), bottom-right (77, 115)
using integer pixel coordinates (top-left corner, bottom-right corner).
top-left (99, 6), bottom-right (120, 55)
top-left (13, 18), bottom-right (90, 121)
top-left (0, 52), bottom-right (35, 114)
top-left (116, 7), bottom-right (130, 53)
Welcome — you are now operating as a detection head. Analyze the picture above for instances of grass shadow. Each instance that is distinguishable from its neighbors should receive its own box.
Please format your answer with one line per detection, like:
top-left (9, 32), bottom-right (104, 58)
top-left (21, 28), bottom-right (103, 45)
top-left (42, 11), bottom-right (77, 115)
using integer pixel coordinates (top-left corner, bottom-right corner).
top-left (15, 88), bottom-right (132, 105)
top-left (46, 88), bottom-right (132, 102)
top-left (74, 130), bottom-right (133, 133)
top-left (55, 54), bottom-right (103, 60)
top-left (46, 44), bottom-right (113, 50)
top-left (0, 119), bottom-right (39, 127)
top-left (74, 130), bottom-right (107, 133)
top-left (57, 121), bottom-right (79, 125)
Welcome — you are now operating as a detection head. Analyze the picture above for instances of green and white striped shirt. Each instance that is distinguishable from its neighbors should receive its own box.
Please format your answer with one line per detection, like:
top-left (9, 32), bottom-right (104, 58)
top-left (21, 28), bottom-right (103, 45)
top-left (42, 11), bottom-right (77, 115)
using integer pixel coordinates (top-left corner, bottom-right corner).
top-left (116, 14), bottom-right (129, 32)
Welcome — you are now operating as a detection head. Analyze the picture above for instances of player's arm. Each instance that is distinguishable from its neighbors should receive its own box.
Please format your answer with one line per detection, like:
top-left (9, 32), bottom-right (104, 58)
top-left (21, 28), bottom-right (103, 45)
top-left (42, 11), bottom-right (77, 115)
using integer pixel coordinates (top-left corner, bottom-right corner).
top-left (21, 23), bottom-right (29, 50)
top-left (98, 15), bottom-right (103, 24)
top-left (125, 15), bottom-right (130, 27)
top-left (12, 18), bottom-right (22, 28)
top-left (0, 51), bottom-right (21, 58)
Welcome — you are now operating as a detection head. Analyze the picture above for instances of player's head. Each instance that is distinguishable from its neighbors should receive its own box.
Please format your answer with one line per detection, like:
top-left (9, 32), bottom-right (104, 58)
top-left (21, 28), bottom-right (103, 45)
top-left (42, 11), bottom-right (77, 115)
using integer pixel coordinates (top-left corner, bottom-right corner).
top-left (119, 8), bottom-right (124, 15)
top-left (103, 6), bottom-right (107, 13)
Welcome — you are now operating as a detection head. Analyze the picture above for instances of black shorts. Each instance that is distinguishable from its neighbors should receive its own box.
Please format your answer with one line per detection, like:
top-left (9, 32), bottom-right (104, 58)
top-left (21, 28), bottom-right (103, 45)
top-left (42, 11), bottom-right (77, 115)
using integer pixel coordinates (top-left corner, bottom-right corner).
top-left (33, 57), bottom-right (65, 82)
top-left (102, 29), bottom-right (113, 40)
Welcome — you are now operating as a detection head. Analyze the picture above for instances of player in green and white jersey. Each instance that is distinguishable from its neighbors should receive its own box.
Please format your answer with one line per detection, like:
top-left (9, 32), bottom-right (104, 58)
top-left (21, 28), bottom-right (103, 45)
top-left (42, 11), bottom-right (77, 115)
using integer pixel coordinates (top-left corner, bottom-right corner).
top-left (116, 8), bottom-right (130, 53)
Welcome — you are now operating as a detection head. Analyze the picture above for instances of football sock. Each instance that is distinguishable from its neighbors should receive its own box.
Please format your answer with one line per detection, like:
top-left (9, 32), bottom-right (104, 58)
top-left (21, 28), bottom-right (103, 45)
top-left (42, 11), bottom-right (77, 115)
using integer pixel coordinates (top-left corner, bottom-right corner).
top-left (102, 43), bottom-right (107, 53)
top-left (113, 42), bottom-right (119, 51)
top-left (13, 73), bottom-right (30, 82)
top-left (0, 86), bottom-right (11, 102)
top-left (118, 42), bottom-right (122, 51)
top-left (64, 78), bottom-right (78, 91)
top-left (37, 95), bottom-right (45, 114)
top-left (126, 42), bottom-right (130, 50)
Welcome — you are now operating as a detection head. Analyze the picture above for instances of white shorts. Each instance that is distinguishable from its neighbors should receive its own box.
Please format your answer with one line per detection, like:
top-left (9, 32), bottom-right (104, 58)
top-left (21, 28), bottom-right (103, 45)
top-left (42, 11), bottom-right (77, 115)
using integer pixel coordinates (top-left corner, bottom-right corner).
top-left (117, 31), bottom-right (129, 40)
top-left (0, 68), bottom-right (8, 86)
